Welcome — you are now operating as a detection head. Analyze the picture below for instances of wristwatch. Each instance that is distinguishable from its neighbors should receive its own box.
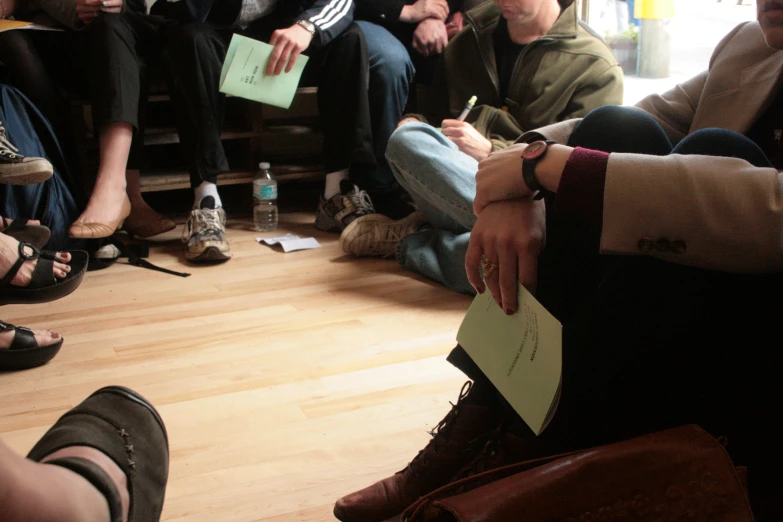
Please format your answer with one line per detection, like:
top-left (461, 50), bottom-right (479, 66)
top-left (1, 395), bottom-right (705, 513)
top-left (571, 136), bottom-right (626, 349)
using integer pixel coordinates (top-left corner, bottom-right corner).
top-left (295, 20), bottom-right (316, 35)
top-left (521, 140), bottom-right (557, 199)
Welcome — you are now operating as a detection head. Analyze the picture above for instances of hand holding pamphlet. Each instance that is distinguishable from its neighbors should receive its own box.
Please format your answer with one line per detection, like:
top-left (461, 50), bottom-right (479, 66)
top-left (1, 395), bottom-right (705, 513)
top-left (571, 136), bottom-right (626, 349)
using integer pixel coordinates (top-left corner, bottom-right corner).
top-left (457, 282), bottom-right (562, 435)
top-left (219, 34), bottom-right (309, 109)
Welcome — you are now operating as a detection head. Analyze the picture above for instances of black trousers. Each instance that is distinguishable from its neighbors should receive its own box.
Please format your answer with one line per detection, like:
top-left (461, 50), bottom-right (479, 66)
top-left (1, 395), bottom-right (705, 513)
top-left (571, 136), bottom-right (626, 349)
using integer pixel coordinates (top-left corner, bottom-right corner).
top-left (87, 12), bottom-right (375, 189)
top-left (448, 106), bottom-right (783, 521)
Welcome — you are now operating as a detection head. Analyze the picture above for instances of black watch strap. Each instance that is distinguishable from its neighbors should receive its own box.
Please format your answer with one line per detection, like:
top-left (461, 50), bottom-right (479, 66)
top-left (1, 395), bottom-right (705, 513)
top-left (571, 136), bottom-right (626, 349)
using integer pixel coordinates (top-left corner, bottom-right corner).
top-left (522, 140), bottom-right (556, 199)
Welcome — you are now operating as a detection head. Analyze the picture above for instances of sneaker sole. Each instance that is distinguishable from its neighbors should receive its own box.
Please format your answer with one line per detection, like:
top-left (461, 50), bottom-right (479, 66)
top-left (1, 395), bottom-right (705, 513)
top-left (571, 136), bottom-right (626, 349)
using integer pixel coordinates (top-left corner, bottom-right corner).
top-left (186, 246), bottom-right (232, 263)
top-left (0, 162), bottom-right (54, 185)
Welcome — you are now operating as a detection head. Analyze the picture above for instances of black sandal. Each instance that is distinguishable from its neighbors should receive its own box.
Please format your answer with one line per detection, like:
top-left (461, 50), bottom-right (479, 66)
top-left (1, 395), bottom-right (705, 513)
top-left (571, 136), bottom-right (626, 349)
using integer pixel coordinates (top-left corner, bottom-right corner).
top-left (1, 218), bottom-right (51, 249)
top-left (27, 386), bottom-right (170, 522)
top-left (0, 320), bottom-right (63, 371)
top-left (0, 242), bottom-right (88, 306)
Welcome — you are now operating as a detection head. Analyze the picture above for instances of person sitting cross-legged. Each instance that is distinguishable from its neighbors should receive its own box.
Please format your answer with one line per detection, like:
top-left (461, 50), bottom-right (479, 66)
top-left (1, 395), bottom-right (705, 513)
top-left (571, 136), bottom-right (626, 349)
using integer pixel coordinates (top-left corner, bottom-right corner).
top-left (339, 0), bottom-right (623, 295)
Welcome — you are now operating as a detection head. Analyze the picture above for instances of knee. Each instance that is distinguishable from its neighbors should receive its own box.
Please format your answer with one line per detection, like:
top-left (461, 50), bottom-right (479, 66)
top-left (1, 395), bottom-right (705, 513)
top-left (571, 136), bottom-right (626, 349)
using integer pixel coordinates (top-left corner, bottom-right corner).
top-left (85, 13), bottom-right (132, 44)
top-left (569, 105), bottom-right (672, 155)
top-left (386, 123), bottom-right (432, 165)
top-left (675, 128), bottom-right (772, 168)
top-left (577, 106), bottom-right (654, 135)
top-left (164, 23), bottom-right (220, 60)
top-left (373, 44), bottom-right (415, 86)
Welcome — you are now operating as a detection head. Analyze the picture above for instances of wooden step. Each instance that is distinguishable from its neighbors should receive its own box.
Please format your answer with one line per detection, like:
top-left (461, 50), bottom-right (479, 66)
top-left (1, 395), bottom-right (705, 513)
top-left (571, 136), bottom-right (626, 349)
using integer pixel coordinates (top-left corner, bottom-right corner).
top-left (143, 127), bottom-right (261, 146)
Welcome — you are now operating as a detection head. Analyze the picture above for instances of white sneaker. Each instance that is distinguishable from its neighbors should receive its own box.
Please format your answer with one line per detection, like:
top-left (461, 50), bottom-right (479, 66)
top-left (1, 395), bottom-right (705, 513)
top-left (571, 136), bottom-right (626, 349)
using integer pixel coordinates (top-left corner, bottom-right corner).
top-left (182, 196), bottom-right (232, 262)
top-left (0, 122), bottom-right (53, 185)
top-left (339, 211), bottom-right (426, 258)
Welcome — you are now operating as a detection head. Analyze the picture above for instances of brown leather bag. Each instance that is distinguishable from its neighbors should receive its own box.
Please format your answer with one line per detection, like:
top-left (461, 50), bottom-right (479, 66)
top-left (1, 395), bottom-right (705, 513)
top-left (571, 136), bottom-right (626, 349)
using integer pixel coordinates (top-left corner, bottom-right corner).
top-left (402, 425), bottom-right (755, 522)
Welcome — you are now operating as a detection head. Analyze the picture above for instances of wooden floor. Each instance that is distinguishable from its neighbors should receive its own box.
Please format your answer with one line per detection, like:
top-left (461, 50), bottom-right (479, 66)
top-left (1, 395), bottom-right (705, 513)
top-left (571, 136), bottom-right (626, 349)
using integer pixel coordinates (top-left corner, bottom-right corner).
top-left (0, 212), bottom-right (472, 521)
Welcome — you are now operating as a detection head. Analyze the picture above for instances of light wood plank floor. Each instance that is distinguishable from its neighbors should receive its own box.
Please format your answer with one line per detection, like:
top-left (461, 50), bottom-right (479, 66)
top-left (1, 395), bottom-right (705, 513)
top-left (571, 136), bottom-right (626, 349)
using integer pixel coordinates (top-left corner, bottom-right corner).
top-left (0, 212), bottom-right (472, 521)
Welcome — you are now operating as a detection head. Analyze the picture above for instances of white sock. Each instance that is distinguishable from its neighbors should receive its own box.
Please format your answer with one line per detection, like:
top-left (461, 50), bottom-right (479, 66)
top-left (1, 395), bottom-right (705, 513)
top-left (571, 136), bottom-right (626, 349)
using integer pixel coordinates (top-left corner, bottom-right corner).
top-left (324, 169), bottom-right (349, 199)
top-left (194, 181), bottom-right (222, 209)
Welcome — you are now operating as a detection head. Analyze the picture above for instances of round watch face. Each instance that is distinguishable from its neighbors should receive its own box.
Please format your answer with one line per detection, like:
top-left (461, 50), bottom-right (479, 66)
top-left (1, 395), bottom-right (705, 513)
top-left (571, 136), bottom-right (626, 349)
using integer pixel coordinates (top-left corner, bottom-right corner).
top-left (522, 141), bottom-right (548, 160)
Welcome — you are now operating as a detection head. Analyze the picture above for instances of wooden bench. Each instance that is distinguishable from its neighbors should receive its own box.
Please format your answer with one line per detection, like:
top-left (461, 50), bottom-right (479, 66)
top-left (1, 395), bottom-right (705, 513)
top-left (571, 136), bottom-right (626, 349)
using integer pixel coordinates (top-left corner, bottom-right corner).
top-left (70, 86), bottom-right (326, 193)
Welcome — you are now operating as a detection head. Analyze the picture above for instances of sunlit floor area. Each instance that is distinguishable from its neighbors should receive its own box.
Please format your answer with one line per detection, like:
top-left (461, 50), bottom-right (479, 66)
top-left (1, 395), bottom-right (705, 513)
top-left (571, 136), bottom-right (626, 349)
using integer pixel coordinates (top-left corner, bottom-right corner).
top-left (0, 212), bottom-right (472, 521)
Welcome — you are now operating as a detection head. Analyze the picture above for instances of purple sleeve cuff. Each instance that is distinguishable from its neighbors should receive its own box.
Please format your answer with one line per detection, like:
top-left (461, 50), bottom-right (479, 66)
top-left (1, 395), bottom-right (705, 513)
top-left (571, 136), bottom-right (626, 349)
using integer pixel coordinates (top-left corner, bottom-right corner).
top-left (553, 147), bottom-right (610, 227)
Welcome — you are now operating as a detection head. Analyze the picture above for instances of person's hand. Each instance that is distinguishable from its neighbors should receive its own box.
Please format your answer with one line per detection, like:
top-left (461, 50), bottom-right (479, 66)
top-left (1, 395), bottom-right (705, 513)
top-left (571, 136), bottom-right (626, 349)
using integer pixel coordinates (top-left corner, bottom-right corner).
top-left (76, 0), bottom-right (123, 23)
top-left (397, 116), bottom-right (421, 128)
top-left (400, 0), bottom-right (449, 23)
top-left (266, 24), bottom-right (313, 76)
top-left (413, 17), bottom-right (449, 56)
top-left (465, 198), bottom-right (546, 313)
top-left (441, 119), bottom-right (493, 161)
top-left (445, 11), bottom-right (464, 39)
top-left (473, 143), bottom-right (531, 215)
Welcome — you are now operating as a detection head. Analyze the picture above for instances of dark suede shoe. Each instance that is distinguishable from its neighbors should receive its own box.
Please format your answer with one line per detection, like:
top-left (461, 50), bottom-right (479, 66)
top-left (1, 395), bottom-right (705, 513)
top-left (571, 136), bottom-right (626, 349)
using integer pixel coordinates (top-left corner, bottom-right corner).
top-left (333, 382), bottom-right (505, 522)
top-left (27, 386), bottom-right (169, 522)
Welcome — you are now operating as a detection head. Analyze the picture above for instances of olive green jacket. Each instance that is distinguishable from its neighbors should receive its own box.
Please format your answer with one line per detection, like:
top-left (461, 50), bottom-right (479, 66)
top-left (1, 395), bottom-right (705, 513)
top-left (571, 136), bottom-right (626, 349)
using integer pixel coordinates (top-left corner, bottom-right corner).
top-left (413, 0), bottom-right (623, 150)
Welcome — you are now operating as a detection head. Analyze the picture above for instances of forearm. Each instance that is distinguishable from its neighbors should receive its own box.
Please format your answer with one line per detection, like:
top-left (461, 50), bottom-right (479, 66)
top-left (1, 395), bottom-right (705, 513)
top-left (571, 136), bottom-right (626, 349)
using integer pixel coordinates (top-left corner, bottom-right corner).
top-left (543, 147), bottom-right (783, 272)
top-left (300, 0), bottom-right (355, 46)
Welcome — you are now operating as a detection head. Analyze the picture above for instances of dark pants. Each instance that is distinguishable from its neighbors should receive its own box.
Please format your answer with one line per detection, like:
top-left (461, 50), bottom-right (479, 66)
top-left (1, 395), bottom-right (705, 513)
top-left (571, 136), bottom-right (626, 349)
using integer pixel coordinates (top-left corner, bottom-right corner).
top-left (85, 14), bottom-right (203, 182)
top-left (89, 13), bottom-right (375, 189)
top-left (0, 30), bottom-right (88, 205)
top-left (448, 106), bottom-right (782, 521)
top-left (242, 21), bottom-right (376, 185)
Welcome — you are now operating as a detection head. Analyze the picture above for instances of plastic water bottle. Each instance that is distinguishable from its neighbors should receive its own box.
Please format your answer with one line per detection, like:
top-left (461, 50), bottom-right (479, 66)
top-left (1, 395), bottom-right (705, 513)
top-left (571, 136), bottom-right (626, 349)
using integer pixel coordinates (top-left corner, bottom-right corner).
top-left (253, 162), bottom-right (278, 232)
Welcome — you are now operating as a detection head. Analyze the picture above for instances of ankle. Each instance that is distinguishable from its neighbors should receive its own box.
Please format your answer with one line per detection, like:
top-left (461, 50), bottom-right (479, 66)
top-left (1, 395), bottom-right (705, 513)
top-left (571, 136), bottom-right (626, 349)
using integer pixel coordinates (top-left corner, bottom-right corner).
top-left (92, 174), bottom-right (128, 194)
top-left (42, 446), bottom-right (129, 522)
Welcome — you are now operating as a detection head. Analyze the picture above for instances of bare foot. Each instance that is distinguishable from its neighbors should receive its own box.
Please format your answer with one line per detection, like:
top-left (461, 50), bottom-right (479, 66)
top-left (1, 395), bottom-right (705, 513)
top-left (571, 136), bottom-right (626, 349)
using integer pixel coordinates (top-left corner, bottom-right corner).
top-left (0, 232), bottom-right (71, 286)
top-left (75, 176), bottom-right (129, 226)
top-left (0, 326), bottom-right (60, 349)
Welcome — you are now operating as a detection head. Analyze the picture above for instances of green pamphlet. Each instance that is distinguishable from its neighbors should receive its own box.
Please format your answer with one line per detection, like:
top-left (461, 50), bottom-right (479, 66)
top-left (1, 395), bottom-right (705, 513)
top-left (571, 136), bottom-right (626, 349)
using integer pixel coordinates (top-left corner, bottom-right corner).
top-left (457, 283), bottom-right (562, 435)
top-left (219, 34), bottom-right (309, 109)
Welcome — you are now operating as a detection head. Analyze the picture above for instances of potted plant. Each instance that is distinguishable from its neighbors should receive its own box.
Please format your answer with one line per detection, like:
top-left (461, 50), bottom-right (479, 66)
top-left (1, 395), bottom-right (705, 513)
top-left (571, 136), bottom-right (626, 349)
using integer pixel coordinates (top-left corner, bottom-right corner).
top-left (606, 27), bottom-right (638, 75)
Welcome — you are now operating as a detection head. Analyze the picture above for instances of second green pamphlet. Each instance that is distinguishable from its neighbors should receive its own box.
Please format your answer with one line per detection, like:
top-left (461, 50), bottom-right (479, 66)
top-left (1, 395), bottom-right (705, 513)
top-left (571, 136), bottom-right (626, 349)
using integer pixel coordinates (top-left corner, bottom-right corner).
top-left (219, 34), bottom-right (309, 109)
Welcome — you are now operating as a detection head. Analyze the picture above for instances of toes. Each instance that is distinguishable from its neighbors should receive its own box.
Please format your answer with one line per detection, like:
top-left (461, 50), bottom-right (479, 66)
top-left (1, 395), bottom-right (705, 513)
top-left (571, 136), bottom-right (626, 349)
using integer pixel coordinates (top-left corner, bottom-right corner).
top-left (55, 252), bottom-right (71, 263)
top-left (53, 262), bottom-right (71, 279)
top-left (33, 329), bottom-right (60, 346)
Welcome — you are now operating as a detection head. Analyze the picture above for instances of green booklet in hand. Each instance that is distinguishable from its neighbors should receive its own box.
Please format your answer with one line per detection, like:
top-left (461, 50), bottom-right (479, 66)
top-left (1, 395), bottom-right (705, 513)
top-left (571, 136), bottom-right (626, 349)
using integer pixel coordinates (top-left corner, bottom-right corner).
top-left (219, 34), bottom-right (309, 109)
top-left (457, 282), bottom-right (562, 435)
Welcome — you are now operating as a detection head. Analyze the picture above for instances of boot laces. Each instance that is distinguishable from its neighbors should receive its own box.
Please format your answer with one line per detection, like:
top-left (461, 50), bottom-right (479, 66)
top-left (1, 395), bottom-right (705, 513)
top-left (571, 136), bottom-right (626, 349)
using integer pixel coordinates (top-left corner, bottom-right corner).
top-left (405, 381), bottom-right (473, 477)
top-left (452, 425), bottom-right (507, 481)
top-left (0, 123), bottom-right (20, 159)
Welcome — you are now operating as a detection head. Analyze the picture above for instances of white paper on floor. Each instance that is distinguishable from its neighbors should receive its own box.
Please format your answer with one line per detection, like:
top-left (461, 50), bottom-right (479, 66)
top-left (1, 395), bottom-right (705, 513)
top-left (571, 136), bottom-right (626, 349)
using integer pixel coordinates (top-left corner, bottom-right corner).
top-left (257, 234), bottom-right (321, 252)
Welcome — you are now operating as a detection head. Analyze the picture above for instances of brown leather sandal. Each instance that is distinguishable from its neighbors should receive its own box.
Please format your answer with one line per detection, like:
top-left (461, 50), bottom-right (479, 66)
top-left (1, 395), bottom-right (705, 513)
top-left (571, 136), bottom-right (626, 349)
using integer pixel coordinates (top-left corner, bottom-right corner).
top-left (27, 386), bottom-right (170, 522)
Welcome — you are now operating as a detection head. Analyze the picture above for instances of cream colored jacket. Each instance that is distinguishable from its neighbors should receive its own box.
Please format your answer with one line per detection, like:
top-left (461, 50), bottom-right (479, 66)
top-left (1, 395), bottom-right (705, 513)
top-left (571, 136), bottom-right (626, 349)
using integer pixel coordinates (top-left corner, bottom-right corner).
top-left (524, 21), bottom-right (783, 273)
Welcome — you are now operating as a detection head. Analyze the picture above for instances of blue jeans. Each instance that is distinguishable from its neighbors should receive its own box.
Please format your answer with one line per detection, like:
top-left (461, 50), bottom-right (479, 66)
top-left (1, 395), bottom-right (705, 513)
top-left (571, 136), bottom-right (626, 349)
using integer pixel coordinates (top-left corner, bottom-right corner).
top-left (355, 21), bottom-right (415, 194)
top-left (386, 122), bottom-right (478, 294)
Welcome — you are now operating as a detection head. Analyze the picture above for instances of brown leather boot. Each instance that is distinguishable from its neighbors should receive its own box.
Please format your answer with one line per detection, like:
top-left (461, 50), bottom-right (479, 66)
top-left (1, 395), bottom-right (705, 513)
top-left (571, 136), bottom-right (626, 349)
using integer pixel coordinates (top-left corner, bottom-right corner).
top-left (448, 421), bottom-right (534, 486)
top-left (333, 382), bottom-right (506, 522)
